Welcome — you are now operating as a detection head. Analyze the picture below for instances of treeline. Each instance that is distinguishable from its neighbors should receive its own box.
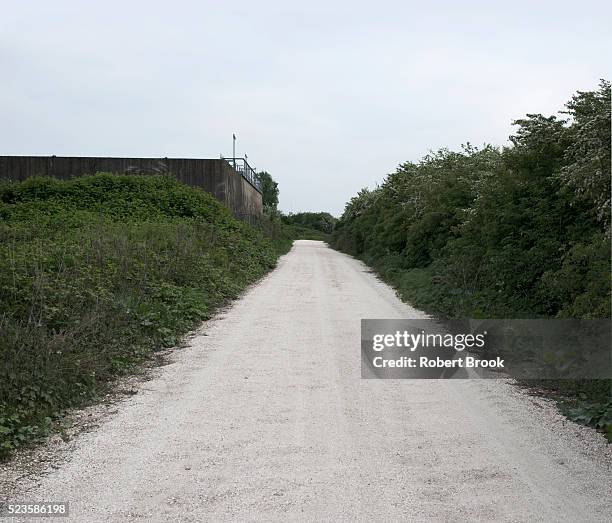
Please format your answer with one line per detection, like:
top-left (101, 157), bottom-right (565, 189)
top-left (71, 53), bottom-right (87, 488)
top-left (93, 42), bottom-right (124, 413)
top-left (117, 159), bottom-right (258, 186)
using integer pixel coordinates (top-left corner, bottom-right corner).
top-left (333, 81), bottom-right (610, 320)
top-left (282, 212), bottom-right (337, 239)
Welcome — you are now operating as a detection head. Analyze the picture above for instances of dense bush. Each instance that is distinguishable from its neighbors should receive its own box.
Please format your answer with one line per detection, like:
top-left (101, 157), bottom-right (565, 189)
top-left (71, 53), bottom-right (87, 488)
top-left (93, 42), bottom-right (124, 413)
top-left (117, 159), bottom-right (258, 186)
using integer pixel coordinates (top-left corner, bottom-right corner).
top-left (282, 212), bottom-right (337, 235)
top-left (0, 174), bottom-right (292, 456)
top-left (332, 81), bottom-right (611, 437)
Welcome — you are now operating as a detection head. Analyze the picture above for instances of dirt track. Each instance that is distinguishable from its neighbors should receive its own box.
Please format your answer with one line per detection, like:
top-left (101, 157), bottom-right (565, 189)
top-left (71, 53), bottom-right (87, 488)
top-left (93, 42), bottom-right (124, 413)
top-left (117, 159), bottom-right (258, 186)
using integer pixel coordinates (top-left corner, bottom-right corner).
top-left (3, 240), bottom-right (611, 522)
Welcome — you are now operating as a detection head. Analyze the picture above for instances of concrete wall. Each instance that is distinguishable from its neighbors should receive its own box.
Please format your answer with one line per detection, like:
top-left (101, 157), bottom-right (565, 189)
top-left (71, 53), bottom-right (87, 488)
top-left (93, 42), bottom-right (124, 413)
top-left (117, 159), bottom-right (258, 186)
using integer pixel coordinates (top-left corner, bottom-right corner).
top-left (0, 156), bottom-right (263, 224)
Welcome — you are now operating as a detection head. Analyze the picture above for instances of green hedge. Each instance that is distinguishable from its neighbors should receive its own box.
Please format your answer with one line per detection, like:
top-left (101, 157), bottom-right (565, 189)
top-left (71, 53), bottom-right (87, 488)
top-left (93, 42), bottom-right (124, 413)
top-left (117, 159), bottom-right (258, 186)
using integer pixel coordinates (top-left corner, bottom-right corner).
top-left (331, 82), bottom-right (611, 439)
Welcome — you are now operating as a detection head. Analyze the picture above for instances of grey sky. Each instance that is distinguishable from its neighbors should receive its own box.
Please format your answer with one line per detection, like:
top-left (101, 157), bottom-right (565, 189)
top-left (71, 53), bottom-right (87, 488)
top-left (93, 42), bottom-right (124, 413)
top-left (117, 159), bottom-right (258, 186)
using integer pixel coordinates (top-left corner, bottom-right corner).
top-left (1, 1), bottom-right (610, 215)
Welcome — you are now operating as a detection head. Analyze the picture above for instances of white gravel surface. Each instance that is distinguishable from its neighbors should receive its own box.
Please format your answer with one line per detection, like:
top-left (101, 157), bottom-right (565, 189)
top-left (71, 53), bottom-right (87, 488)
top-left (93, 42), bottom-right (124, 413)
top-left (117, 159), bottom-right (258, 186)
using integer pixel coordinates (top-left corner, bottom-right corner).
top-left (2, 240), bottom-right (611, 522)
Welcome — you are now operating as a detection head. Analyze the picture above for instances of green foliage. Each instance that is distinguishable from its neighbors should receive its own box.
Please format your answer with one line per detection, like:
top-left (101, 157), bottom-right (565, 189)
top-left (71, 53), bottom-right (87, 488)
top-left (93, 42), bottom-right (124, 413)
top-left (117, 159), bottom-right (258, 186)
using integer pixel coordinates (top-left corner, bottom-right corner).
top-left (560, 80), bottom-right (611, 227)
top-left (258, 206), bottom-right (334, 242)
top-left (283, 212), bottom-right (337, 234)
top-left (255, 171), bottom-right (279, 211)
top-left (332, 82), bottom-right (611, 437)
top-left (0, 173), bottom-right (291, 457)
top-left (284, 224), bottom-right (329, 241)
top-left (532, 379), bottom-right (612, 440)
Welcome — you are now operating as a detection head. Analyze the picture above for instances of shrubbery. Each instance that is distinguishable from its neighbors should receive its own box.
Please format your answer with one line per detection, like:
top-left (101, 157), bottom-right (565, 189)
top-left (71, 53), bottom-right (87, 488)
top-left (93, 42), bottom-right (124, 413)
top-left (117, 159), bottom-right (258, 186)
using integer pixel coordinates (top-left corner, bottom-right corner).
top-left (280, 212), bottom-right (337, 240)
top-left (332, 81), bottom-right (611, 437)
top-left (283, 212), bottom-right (336, 235)
top-left (0, 174), bottom-right (292, 456)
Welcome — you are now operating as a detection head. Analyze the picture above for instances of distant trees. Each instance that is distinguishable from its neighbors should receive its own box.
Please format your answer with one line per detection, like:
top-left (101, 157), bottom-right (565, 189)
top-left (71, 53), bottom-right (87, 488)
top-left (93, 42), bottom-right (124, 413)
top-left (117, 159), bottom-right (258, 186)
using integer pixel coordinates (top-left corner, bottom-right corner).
top-left (283, 212), bottom-right (337, 234)
top-left (253, 171), bottom-right (336, 240)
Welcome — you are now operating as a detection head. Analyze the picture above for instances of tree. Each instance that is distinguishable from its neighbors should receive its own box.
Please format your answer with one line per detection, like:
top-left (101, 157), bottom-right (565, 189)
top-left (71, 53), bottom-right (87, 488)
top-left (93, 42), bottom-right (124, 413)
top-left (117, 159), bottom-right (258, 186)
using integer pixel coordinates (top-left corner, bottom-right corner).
top-left (560, 79), bottom-right (611, 229)
top-left (255, 171), bottom-right (279, 211)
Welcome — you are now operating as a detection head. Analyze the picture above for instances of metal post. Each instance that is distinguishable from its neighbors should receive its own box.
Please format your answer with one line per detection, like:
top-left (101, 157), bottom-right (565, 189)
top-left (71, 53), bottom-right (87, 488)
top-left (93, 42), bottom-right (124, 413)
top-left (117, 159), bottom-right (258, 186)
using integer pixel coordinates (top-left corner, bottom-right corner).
top-left (232, 134), bottom-right (236, 169)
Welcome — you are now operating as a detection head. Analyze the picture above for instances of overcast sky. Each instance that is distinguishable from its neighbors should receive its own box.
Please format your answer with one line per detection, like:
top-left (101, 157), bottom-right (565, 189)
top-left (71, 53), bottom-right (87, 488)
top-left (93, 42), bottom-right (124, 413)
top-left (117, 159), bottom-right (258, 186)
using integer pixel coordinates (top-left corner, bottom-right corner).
top-left (1, 1), bottom-right (610, 215)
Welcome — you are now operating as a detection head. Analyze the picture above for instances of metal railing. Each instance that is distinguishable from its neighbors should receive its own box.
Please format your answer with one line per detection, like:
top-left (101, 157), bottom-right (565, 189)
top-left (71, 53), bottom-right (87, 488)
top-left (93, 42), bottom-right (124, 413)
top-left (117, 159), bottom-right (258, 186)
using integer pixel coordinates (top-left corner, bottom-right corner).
top-left (221, 156), bottom-right (262, 193)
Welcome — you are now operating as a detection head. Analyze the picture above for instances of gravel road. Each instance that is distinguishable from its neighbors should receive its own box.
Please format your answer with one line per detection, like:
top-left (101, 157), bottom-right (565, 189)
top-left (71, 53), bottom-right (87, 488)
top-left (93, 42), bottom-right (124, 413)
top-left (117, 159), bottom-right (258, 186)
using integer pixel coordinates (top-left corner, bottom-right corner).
top-left (3, 240), bottom-right (611, 522)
